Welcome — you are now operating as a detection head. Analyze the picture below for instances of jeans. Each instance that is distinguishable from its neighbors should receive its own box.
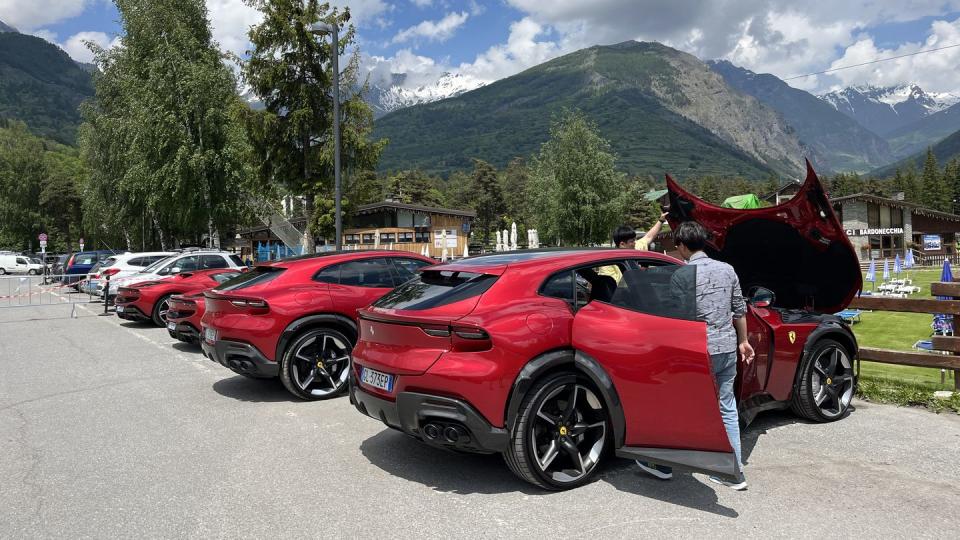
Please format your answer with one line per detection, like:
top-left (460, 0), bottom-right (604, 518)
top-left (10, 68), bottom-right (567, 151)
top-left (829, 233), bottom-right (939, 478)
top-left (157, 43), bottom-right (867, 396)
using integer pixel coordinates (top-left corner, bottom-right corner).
top-left (640, 350), bottom-right (743, 479)
top-left (711, 351), bottom-right (743, 478)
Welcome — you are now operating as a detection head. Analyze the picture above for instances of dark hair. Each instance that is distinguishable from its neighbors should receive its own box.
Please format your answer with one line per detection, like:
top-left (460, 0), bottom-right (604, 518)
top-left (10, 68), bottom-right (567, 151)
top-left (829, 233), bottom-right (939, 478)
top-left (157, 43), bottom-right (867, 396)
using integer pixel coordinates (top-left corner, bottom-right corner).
top-left (612, 225), bottom-right (636, 247)
top-left (674, 221), bottom-right (710, 252)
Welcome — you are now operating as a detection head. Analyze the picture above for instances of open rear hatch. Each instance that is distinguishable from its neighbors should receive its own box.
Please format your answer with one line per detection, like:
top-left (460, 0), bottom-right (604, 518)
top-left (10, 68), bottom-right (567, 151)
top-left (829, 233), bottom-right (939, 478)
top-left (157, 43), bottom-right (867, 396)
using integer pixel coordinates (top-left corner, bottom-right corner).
top-left (357, 269), bottom-right (500, 376)
top-left (666, 160), bottom-right (862, 314)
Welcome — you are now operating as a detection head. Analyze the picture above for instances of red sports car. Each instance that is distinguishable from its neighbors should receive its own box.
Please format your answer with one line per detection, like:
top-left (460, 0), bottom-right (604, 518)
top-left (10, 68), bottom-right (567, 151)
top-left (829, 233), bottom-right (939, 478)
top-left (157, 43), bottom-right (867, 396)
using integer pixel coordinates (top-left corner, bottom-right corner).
top-left (115, 269), bottom-right (244, 327)
top-left (350, 163), bottom-right (862, 490)
top-left (166, 292), bottom-right (207, 343)
top-left (200, 251), bottom-right (434, 400)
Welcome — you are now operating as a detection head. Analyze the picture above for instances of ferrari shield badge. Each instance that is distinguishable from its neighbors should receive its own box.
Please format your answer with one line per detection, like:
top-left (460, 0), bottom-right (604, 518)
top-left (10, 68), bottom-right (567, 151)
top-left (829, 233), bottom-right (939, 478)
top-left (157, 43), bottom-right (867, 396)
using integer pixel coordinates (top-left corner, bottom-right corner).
top-left (788, 331), bottom-right (797, 344)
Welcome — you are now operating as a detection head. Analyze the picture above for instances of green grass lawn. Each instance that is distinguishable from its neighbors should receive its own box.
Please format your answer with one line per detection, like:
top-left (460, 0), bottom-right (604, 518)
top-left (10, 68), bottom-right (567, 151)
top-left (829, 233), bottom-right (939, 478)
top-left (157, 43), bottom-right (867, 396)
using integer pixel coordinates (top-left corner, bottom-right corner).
top-left (852, 268), bottom-right (958, 391)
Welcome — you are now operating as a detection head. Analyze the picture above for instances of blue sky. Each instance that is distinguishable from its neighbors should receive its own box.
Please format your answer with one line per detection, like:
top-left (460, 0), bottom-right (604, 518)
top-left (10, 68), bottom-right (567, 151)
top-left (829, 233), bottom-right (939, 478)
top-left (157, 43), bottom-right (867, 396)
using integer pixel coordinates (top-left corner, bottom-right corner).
top-left (4, 0), bottom-right (960, 94)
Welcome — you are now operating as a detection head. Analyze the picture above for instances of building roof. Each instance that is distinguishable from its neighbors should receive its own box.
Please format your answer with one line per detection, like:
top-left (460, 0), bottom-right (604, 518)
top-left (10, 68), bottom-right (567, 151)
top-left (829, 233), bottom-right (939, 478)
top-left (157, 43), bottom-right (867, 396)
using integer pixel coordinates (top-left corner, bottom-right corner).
top-left (760, 180), bottom-right (801, 202)
top-left (831, 193), bottom-right (960, 222)
top-left (355, 201), bottom-right (476, 218)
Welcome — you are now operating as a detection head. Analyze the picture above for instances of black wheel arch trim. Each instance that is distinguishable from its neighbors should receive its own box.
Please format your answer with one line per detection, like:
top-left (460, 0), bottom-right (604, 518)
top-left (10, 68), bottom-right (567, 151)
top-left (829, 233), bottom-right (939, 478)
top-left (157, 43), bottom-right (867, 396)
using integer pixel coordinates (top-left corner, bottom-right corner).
top-left (276, 313), bottom-right (358, 361)
top-left (792, 320), bottom-right (858, 395)
top-left (504, 348), bottom-right (627, 448)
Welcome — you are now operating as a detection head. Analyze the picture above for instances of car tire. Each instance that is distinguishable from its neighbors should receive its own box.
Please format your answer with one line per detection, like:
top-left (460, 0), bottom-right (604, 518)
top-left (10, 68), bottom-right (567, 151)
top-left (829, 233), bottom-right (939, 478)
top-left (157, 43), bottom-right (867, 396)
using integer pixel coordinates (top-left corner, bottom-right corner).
top-left (504, 372), bottom-right (609, 491)
top-left (0, 268), bottom-right (6, 275)
top-left (790, 338), bottom-right (856, 422)
top-left (279, 327), bottom-right (354, 401)
top-left (151, 294), bottom-right (173, 327)
top-left (28, 269), bottom-right (37, 275)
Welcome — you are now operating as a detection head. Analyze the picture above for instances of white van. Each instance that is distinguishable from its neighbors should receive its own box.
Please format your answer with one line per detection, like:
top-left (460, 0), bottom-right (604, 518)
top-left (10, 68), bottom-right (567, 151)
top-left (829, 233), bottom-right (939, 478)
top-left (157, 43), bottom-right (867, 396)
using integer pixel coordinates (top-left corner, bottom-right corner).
top-left (0, 254), bottom-right (41, 275)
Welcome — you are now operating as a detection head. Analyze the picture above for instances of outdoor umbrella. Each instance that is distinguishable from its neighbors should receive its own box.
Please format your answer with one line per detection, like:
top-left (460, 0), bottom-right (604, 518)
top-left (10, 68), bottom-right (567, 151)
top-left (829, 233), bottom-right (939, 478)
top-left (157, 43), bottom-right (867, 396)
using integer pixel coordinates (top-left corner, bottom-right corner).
top-left (374, 229), bottom-right (380, 249)
top-left (883, 259), bottom-right (890, 281)
top-left (905, 250), bottom-right (915, 269)
top-left (865, 260), bottom-right (876, 288)
top-left (934, 260), bottom-right (954, 335)
top-left (894, 254), bottom-right (902, 275)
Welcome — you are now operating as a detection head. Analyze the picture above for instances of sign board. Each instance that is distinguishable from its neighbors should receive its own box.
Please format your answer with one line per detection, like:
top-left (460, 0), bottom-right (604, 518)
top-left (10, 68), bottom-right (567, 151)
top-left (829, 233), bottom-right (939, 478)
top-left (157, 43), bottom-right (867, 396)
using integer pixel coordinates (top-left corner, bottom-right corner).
top-left (38, 233), bottom-right (47, 242)
top-left (79, 237), bottom-right (85, 251)
top-left (923, 234), bottom-right (942, 251)
top-left (844, 228), bottom-right (904, 237)
top-left (433, 229), bottom-right (457, 248)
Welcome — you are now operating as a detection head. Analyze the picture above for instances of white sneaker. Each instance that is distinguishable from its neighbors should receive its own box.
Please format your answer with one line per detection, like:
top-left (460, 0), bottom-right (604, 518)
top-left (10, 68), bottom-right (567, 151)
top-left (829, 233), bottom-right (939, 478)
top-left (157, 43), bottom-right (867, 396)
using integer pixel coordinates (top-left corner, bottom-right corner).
top-left (635, 460), bottom-right (673, 480)
top-left (709, 475), bottom-right (747, 491)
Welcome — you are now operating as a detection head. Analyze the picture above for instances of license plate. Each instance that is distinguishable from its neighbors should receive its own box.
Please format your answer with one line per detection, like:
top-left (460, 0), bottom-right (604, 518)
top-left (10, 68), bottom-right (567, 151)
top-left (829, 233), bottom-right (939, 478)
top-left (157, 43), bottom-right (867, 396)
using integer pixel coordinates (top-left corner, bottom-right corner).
top-left (360, 367), bottom-right (394, 392)
top-left (204, 327), bottom-right (217, 343)
top-left (167, 322), bottom-right (177, 331)
top-left (116, 305), bottom-right (125, 313)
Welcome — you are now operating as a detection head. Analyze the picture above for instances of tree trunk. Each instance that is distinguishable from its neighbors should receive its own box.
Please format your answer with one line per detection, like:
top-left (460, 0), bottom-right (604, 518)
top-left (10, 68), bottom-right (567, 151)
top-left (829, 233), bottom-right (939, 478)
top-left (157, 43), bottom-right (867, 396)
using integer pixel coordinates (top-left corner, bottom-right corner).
top-left (153, 215), bottom-right (167, 251)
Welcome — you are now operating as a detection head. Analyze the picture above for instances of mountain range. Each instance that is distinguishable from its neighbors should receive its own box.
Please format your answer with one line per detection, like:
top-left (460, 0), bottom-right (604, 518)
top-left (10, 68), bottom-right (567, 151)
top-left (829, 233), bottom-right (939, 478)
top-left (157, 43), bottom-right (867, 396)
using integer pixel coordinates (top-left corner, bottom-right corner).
top-left (374, 41), bottom-right (807, 179)
top-left (365, 72), bottom-right (484, 118)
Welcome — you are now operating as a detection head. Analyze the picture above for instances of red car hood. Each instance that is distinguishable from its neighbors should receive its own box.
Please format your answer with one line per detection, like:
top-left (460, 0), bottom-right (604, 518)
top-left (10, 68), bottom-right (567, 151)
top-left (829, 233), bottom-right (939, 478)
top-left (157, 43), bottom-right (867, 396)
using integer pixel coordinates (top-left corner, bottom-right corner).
top-left (666, 160), bottom-right (862, 314)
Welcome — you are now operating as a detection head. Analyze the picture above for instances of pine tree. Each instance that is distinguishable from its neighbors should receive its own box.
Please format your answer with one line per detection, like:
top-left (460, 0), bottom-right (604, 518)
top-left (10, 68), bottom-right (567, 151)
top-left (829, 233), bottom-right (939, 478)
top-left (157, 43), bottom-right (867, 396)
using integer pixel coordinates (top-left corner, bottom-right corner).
top-left (501, 157), bottom-right (531, 234)
top-left (470, 159), bottom-right (505, 245)
top-left (920, 148), bottom-right (950, 211)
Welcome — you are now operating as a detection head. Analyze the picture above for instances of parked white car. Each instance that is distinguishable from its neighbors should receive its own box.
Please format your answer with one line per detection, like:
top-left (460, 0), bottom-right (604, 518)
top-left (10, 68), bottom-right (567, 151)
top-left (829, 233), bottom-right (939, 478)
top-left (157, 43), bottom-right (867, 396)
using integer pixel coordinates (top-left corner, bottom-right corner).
top-left (87, 251), bottom-right (174, 296)
top-left (0, 254), bottom-right (44, 275)
top-left (108, 250), bottom-right (245, 296)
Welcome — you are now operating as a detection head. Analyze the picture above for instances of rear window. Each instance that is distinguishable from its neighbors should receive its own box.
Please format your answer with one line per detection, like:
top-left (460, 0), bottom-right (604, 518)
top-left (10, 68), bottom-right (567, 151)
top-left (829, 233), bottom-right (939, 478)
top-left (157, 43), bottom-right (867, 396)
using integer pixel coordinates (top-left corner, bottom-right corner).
top-left (230, 255), bottom-right (244, 266)
top-left (101, 257), bottom-right (119, 267)
top-left (215, 267), bottom-right (284, 291)
top-left (374, 270), bottom-right (498, 310)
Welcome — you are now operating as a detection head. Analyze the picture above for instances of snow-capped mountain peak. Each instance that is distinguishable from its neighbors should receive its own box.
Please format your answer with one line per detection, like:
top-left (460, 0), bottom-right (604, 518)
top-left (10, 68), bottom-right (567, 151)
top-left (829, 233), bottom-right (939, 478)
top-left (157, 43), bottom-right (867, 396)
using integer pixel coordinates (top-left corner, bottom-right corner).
top-left (818, 83), bottom-right (960, 135)
top-left (369, 72), bottom-right (486, 117)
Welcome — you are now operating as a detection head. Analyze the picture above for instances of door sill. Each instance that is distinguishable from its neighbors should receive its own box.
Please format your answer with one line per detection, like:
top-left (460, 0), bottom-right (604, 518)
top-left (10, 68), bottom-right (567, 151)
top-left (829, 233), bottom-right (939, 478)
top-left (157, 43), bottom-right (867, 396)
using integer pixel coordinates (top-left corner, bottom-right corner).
top-left (617, 446), bottom-right (739, 481)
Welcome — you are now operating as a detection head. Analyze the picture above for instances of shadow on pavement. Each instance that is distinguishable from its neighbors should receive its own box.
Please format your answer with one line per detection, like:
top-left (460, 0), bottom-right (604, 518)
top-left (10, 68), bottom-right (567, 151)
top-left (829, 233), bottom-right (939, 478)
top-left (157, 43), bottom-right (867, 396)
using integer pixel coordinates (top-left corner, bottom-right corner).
top-left (741, 409), bottom-right (813, 464)
top-left (212, 375), bottom-right (295, 403)
top-left (603, 458), bottom-right (739, 518)
top-left (360, 429), bottom-right (542, 495)
top-left (118, 320), bottom-right (155, 329)
top-left (171, 342), bottom-right (203, 354)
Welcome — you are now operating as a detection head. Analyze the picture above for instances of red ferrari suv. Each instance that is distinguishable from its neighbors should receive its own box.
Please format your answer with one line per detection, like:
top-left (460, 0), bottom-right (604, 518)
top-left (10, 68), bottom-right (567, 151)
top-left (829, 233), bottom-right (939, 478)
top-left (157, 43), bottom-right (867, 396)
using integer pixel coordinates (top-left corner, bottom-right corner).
top-left (200, 250), bottom-right (434, 400)
top-left (115, 268), bottom-right (244, 327)
top-left (350, 163), bottom-right (862, 490)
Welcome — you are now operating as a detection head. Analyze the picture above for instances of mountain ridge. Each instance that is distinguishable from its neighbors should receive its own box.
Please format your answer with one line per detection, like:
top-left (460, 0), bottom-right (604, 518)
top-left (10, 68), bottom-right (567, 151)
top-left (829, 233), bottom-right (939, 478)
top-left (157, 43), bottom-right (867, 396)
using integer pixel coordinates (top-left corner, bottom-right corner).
top-left (373, 41), bottom-right (807, 179)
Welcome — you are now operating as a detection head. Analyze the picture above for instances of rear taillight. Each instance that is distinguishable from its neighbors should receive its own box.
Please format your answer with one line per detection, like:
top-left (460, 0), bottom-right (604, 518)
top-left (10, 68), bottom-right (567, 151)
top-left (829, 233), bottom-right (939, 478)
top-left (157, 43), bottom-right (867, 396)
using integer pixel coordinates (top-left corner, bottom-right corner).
top-left (415, 323), bottom-right (491, 351)
top-left (228, 297), bottom-right (269, 313)
top-left (103, 268), bottom-right (121, 277)
top-left (452, 326), bottom-right (492, 352)
top-left (66, 255), bottom-right (75, 268)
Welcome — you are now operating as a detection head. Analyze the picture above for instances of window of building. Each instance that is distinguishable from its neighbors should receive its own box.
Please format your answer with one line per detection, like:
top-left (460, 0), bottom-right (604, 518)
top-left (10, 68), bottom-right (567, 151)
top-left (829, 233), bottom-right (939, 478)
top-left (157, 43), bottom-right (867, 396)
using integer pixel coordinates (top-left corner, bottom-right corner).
top-left (362, 233), bottom-right (376, 244)
top-left (415, 230), bottom-right (430, 243)
top-left (398, 232), bottom-right (414, 243)
top-left (380, 233), bottom-right (396, 243)
top-left (344, 234), bottom-right (360, 245)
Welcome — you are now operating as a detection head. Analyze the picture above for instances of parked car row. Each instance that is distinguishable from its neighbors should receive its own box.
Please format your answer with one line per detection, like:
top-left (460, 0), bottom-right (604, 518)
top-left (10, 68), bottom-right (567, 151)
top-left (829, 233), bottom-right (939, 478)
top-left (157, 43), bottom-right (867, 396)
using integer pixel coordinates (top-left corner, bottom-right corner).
top-left (108, 165), bottom-right (863, 491)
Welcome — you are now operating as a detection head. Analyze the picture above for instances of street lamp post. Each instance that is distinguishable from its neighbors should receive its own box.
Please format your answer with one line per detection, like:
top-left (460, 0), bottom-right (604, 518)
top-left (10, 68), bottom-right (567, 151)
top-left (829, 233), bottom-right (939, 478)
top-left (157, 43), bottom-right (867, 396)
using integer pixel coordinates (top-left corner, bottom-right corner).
top-left (309, 21), bottom-right (342, 251)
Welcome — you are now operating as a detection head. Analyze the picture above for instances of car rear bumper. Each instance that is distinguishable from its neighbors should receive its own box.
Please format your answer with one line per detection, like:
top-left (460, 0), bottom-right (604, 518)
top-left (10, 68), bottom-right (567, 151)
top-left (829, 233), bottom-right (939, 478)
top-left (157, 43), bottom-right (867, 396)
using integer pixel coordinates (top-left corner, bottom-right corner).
top-left (350, 377), bottom-right (508, 454)
top-left (116, 305), bottom-right (149, 321)
top-left (168, 322), bottom-right (199, 343)
top-left (202, 339), bottom-right (278, 378)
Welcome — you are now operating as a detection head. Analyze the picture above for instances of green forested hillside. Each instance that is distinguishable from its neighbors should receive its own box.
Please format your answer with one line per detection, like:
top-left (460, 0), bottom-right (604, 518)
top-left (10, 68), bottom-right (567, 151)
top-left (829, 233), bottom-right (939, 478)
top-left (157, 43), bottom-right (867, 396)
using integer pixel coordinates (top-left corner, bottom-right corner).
top-left (374, 42), bottom-right (780, 179)
top-left (0, 32), bottom-right (94, 144)
top-left (872, 128), bottom-right (960, 177)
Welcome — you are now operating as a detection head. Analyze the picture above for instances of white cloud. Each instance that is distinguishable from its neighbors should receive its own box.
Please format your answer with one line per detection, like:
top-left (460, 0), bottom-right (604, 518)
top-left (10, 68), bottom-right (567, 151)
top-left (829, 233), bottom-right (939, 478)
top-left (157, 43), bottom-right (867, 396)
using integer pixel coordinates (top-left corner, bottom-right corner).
top-left (458, 17), bottom-right (561, 82)
top-left (29, 29), bottom-right (58, 43)
top-left (206, 0), bottom-right (263, 57)
top-left (392, 11), bottom-right (469, 45)
top-left (409, 0), bottom-right (433, 7)
top-left (0, 0), bottom-right (88, 31)
top-left (824, 17), bottom-right (960, 93)
top-left (61, 30), bottom-right (120, 63)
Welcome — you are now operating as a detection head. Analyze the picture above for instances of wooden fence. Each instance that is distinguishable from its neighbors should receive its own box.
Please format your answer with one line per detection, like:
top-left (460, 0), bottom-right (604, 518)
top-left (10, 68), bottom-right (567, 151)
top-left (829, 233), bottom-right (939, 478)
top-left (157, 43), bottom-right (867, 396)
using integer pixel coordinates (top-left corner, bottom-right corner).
top-left (849, 281), bottom-right (960, 390)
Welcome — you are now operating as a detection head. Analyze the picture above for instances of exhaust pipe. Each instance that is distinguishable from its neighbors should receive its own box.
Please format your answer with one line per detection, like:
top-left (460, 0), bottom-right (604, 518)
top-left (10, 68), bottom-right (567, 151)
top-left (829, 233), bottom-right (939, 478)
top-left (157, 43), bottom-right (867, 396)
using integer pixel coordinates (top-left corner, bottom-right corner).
top-left (443, 426), bottom-right (462, 443)
top-left (423, 423), bottom-right (441, 440)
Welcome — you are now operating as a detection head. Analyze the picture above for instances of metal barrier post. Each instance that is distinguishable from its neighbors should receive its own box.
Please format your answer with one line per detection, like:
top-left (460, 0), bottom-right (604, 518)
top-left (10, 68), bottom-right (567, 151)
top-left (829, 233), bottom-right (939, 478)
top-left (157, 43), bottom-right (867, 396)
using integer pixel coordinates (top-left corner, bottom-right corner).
top-left (102, 273), bottom-right (110, 316)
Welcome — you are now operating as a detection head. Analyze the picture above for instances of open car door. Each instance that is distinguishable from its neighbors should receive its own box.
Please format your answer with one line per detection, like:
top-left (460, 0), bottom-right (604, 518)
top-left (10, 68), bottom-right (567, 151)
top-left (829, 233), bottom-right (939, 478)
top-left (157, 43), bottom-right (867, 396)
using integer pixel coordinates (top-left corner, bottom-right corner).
top-left (571, 264), bottom-right (739, 481)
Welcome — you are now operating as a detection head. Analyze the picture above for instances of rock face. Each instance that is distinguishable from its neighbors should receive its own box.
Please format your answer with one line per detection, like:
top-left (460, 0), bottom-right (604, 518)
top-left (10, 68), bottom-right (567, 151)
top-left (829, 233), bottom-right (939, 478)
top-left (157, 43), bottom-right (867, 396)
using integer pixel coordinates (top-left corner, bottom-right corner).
top-left (374, 40), bottom-right (808, 178)
top-left (820, 84), bottom-right (960, 136)
top-left (639, 44), bottom-right (806, 176)
top-left (709, 60), bottom-right (893, 173)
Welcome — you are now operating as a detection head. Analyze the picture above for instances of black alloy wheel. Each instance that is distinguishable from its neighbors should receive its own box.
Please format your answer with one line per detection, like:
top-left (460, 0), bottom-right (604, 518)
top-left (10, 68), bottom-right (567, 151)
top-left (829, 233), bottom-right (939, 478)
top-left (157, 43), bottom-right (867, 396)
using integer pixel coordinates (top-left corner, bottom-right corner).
top-left (791, 339), bottom-right (856, 422)
top-left (151, 294), bottom-right (173, 327)
top-left (504, 373), bottom-right (608, 490)
top-left (279, 327), bottom-right (353, 401)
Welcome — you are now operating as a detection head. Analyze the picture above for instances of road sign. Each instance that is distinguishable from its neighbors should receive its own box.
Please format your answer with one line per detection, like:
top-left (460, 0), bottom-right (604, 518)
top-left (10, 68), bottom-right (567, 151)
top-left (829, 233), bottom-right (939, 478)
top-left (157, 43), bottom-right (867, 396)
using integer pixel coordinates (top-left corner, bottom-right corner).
top-left (38, 233), bottom-right (48, 242)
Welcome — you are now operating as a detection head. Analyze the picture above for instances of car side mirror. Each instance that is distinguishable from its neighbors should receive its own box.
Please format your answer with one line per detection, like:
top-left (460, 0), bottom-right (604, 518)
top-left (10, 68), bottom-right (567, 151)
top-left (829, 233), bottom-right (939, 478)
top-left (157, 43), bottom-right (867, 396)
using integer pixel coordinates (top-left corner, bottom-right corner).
top-left (169, 267), bottom-right (181, 274)
top-left (748, 286), bottom-right (775, 308)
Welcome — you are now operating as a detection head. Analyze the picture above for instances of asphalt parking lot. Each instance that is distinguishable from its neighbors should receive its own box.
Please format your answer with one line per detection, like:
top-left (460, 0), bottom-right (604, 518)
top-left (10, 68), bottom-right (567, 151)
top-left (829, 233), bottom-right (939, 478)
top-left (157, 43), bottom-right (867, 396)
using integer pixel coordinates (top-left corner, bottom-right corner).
top-left (2, 298), bottom-right (960, 539)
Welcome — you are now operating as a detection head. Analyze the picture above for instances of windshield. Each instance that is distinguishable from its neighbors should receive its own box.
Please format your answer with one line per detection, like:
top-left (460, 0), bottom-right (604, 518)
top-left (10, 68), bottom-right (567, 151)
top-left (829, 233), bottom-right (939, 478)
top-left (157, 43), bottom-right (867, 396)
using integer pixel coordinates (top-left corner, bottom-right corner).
top-left (140, 256), bottom-right (175, 274)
